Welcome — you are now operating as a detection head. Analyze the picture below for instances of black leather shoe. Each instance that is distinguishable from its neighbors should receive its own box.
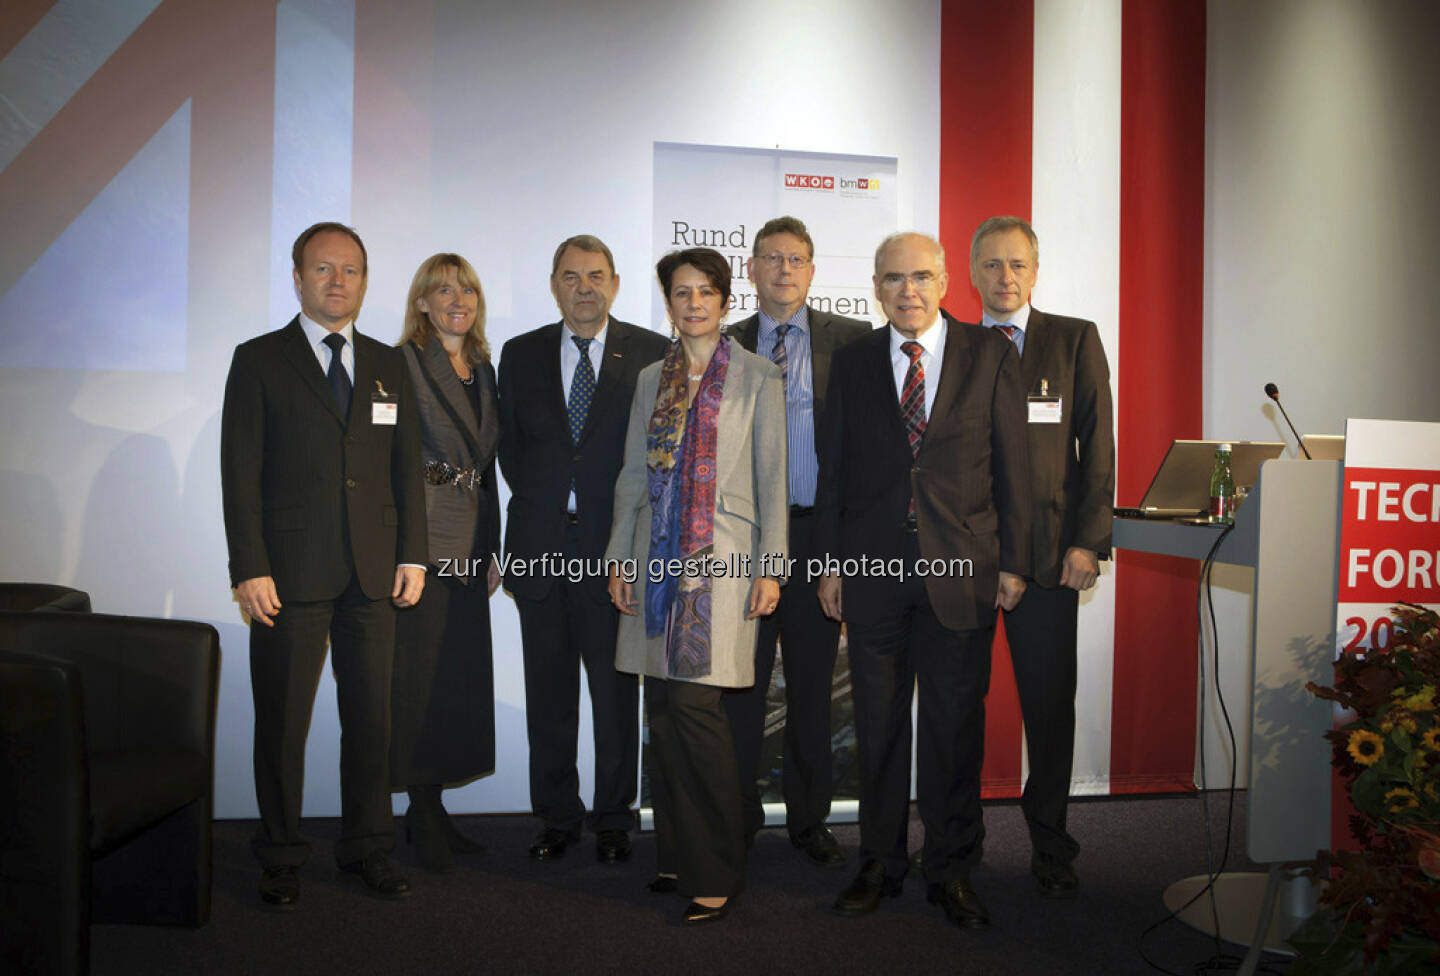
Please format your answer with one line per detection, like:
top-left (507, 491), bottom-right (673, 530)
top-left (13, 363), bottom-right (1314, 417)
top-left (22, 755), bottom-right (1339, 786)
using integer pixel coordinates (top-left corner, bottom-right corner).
top-left (682, 898), bottom-right (732, 925)
top-left (793, 825), bottom-right (844, 866)
top-left (926, 878), bottom-right (990, 928)
top-left (833, 859), bottom-right (901, 916)
top-left (340, 852), bottom-right (410, 900)
top-left (647, 874), bottom-right (679, 894)
top-left (596, 829), bottom-right (632, 863)
top-left (258, 865), bottom-right (299, 911)
top-left (1031, 852), bottom-right (1079, 897)
top-left (529, 828), bottom-right (578, 860)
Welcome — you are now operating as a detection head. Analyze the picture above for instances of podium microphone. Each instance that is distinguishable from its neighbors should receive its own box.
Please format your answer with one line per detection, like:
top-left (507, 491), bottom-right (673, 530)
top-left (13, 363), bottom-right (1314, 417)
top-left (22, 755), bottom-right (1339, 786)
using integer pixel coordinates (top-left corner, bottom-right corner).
top-left (1264, 382), bottom-right (1312, 459)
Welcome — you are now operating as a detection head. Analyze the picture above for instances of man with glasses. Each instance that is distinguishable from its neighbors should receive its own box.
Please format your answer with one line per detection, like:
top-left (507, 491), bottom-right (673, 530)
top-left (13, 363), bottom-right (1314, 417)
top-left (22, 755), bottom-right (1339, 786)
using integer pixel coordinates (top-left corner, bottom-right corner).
top-left (723, 216), bottom-right (869, 865)
top-left (815, 232), bottom-right (1030, 928)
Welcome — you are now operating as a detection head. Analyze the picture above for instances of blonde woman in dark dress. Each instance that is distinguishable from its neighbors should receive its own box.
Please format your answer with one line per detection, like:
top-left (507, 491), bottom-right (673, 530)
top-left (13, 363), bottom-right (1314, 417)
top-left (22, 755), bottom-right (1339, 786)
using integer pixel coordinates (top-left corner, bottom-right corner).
top-left (391, 253), bottom-right (500, 871)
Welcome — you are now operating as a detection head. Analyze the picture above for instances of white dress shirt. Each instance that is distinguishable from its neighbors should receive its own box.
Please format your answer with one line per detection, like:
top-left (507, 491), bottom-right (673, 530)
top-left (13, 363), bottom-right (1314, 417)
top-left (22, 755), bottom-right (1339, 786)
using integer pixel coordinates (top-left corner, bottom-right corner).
top-left (299, 312), bottom-right (354, 381)
top-left (889, 317), bottom-right (947, 421)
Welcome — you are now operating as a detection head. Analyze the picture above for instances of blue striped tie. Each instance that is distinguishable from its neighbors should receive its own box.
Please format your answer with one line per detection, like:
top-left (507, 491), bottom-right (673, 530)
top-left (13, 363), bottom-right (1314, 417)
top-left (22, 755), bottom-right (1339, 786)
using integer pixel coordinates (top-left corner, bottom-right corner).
top-left (770, 322), bottom-right (791, 379)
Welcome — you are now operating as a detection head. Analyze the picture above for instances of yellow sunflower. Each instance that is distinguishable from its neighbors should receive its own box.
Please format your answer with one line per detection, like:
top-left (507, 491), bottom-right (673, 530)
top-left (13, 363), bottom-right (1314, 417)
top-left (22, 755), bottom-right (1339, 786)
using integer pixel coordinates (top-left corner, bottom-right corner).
top-left (1397, 685), bottom-right (1436, 713)
top-left (1381, 713), bottom-right (1418, 735)
top-left (1347, 729), bottom-right (1384, 765)
top-left (1385, 787), bottom-right (1420, 812)
top-left (1423, 729), bottom-right (1440, 752)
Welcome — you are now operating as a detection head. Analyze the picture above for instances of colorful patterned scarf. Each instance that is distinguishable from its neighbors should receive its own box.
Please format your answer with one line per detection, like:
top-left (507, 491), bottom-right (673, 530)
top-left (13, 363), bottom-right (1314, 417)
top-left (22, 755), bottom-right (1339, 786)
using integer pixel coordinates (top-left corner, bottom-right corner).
top-left (645, 336), bottom-right (730, 678)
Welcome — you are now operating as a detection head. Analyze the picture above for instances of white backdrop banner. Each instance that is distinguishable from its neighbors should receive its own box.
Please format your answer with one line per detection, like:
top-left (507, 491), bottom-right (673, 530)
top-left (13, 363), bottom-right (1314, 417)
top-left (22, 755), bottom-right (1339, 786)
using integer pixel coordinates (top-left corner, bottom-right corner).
top-left (651, 142), bottom-right (897, 331)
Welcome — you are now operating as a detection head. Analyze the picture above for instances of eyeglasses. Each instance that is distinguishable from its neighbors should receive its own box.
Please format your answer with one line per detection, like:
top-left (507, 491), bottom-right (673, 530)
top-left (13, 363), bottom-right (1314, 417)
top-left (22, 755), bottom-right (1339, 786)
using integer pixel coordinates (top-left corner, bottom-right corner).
top-left (878, 271), bottom-right (939, 289)
top-left (757, 252), bottom-right (811, 270)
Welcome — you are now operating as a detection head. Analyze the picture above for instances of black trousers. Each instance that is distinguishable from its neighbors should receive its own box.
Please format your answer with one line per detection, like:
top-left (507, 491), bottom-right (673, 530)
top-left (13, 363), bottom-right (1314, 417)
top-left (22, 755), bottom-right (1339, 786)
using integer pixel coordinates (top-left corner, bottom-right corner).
top-left (250, 573), bottom-right (395, 869)
top-left (516, 534), bottom-right (638, 834)
top-left (1002, 581), bottom-right (1081, 863)
top-left (724, 509), bottom-right (840, 840)
top-left (647, 678), bottom-right (746, 898)
top-left (846, 534), bottom-right (993, 884)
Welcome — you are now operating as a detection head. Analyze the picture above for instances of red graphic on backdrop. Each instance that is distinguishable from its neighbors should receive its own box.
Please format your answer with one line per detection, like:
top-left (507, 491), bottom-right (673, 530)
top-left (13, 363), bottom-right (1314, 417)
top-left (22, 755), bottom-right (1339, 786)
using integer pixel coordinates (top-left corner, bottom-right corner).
top-left (1337, 466), bottom-right (1440, 603)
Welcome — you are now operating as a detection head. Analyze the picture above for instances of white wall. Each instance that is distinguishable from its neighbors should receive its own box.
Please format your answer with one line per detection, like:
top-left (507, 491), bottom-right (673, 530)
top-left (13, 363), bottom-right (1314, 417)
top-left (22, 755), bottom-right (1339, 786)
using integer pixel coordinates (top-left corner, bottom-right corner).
top-left (1199, 0), bottom-right (1440, 787)
top-left (0, 0), bottom-right (941, 818)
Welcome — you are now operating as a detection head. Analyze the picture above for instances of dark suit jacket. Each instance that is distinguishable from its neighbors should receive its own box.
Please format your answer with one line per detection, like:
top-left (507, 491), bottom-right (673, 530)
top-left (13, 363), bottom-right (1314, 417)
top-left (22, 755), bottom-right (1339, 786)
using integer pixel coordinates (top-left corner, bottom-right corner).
top-left (401, 338), bottom-right (500, 582)
top-left (1015, 308), bottom-right (1114, 587)
top-left (726, 307), bottom-right (872, 432)
top-left (221, 317), bottom-right (428, 602)
top-left (814, 311), bottom-right (1031, 631)
top-left (497, 317), bottom-right (669, 601)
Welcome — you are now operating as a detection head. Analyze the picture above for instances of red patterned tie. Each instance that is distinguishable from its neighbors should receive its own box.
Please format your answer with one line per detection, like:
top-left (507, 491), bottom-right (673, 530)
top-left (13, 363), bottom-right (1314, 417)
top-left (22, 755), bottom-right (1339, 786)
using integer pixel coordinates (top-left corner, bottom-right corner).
top-left (900, 340), bottom-right (927, 457)
top-left (900, 341), bottom-right (926, 519)
top-left (996, 323), bottom-right (1020, 345)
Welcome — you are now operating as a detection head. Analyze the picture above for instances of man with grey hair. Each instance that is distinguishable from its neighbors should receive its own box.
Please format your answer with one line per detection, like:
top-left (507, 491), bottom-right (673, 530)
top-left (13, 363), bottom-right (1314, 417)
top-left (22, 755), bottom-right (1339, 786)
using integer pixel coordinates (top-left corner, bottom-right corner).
top-left (498, 235), bottom-right (669, 863)
top-left (722, 215), bottom-right (869, 865)
top-left (969, 215), bottom-right (1114, 897)
top-left (816, 231), bottom-right (1030, 927)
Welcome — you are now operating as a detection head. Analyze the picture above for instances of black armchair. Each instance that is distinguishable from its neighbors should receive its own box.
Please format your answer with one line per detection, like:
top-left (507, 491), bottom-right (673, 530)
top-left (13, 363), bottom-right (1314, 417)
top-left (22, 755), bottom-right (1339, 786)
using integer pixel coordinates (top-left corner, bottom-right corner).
top-left (0, 611), bottom-right (220, 975)
top-left (0, 583), bottom-right (92, 613)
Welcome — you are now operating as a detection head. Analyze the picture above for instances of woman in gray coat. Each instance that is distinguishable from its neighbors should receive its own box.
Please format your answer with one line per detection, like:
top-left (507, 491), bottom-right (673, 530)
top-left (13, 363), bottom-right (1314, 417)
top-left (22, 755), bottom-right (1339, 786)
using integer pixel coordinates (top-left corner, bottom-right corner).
top-left (607, 247), bottom-right (788, 923)
top-left (391, 253), bottom-right (500, 871)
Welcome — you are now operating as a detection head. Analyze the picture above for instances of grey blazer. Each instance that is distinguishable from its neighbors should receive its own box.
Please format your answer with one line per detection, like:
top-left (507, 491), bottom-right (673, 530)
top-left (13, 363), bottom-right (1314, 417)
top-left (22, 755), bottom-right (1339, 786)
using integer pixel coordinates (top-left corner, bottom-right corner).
top-left (402, 338), bottom-right (501, 581)
top-left (605, 344), bottom-right (788, 688)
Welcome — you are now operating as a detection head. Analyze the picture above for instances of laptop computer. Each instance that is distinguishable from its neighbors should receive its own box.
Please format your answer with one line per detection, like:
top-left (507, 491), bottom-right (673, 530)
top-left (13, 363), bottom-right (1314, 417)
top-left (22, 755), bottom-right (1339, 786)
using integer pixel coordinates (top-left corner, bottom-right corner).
top-left (1301, 434), bottom-right (1345, 461)
top-left (1115, 440), bottom-right (1286, 519)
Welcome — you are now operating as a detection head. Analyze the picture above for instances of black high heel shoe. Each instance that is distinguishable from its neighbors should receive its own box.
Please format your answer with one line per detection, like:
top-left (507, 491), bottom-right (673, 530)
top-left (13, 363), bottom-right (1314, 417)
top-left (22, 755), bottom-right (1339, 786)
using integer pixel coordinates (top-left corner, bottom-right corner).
top-left (439, 807), bottom-right (486, 855)
top-left (682, 896), bottom-right (733, 925)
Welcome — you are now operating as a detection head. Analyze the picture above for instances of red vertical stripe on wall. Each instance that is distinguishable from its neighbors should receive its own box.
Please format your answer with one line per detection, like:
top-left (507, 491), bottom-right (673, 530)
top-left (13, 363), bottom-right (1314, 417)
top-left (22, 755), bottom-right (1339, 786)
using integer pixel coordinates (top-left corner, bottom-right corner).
top-left (1111, 0), bottom-right (1207, 794)
top-left (938, 0), bottom-right (1033, 797)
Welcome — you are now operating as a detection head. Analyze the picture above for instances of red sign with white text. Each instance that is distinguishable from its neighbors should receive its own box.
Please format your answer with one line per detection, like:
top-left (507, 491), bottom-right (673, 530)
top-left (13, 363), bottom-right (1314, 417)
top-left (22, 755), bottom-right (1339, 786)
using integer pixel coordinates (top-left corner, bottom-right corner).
top-left (1337, 466), bottom-right (1440, 604)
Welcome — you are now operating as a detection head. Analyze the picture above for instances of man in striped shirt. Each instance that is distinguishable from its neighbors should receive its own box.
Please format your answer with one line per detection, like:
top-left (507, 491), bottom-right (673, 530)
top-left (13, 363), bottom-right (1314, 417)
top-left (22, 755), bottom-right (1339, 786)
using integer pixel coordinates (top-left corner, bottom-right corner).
top-left (723, 216), bottom-right (870, 865)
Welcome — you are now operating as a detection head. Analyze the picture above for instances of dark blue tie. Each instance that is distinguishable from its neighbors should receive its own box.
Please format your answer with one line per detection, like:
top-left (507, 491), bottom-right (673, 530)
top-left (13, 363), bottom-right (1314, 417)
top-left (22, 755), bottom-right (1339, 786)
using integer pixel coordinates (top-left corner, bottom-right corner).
top-left (568, 336), bottom-right (595, 444)
top-left (323, 332), bottom-right (351, 422)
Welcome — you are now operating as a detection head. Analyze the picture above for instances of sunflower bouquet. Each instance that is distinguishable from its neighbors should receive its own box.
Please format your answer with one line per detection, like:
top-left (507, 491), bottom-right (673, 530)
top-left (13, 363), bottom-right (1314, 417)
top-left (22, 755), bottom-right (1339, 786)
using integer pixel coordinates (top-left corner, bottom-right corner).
top-left (1290, 603), bottom-right (1440, 971)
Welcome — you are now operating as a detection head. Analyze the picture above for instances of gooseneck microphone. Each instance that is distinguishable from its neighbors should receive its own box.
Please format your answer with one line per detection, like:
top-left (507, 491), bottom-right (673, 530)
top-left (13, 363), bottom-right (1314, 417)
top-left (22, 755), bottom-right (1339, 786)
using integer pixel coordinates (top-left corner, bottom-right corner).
top-left (1264, 382), bottom-right (1312, 459)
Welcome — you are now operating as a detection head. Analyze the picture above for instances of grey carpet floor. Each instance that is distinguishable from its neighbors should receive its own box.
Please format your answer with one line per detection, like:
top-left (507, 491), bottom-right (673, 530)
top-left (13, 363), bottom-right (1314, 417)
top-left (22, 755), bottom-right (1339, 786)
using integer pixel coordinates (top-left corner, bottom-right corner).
top-left (91, 791), bottom-right (1295, 976)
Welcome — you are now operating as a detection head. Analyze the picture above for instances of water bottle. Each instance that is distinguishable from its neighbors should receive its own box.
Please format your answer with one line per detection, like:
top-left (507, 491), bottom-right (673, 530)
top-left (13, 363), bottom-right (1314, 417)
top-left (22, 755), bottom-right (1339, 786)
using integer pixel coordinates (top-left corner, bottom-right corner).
top-left (1209, 443), bottom-right (1235, 524)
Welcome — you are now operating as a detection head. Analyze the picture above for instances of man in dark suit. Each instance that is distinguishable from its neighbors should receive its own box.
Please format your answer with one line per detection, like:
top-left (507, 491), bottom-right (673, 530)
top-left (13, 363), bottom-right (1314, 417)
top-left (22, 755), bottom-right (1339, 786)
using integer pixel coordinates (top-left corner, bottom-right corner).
top-left (221, 222), bottom-right (428, 909)
top-left (815, 232), bottom-right (1030, 928)
top-left (498, 235), bottom-right (669, 863)
top-left (969, 216), bottom-right (1114, 896)
top-left (722, 216), bottom-right (869, 865)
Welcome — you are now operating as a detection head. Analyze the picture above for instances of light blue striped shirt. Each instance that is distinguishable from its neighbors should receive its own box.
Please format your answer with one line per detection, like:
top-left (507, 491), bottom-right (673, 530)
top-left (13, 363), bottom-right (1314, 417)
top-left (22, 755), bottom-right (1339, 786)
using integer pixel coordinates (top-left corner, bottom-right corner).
top-left (757, 306), bottom-right (817, 507)
top-left (981, 303), bottom-right (1032, 356)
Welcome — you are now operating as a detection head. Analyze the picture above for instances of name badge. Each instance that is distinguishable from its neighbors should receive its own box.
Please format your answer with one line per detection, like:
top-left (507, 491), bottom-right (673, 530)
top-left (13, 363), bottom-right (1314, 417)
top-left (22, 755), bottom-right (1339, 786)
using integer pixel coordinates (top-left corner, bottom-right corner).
top-left (371, 380), bottom-right (398, 425)
top-left (1028, 395), bottom-right (1062, 424)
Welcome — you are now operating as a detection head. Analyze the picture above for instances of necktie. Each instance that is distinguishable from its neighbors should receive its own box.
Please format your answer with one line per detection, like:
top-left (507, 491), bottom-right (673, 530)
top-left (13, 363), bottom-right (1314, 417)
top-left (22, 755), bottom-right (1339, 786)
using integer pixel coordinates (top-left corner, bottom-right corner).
top-left (323, 332), bottom-right (351, 422)
top-left (996, 323), bottom-right (1020, 346)
top-left (770, 322), bottom-right (791, 380)
top-left (900, 341), bottom-right (926, 518)
top-left (900, 340), bottom-right (927, 456)
top-left (568, 336), bottom-right (595, 444)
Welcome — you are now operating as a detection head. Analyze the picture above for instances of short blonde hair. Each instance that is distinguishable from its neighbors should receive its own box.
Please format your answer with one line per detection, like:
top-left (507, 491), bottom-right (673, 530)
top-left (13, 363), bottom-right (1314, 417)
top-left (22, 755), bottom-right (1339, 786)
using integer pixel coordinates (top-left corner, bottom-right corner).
top-left (399, 253), bottom-right (490, 363)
